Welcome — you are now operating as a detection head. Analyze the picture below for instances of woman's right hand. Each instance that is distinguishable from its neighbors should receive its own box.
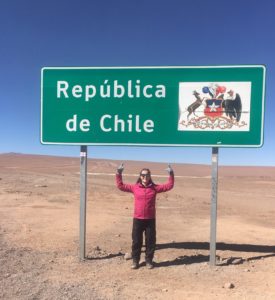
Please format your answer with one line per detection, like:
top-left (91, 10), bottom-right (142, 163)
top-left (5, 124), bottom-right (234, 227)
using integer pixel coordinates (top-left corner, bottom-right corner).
top-left (117, 163), bottom-right (124, 174)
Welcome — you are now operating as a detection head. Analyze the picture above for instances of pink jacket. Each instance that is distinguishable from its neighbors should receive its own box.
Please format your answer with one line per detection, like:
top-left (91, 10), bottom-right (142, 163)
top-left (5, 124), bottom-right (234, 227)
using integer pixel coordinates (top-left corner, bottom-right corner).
top-left (116, 174), bottom-right (174, 219)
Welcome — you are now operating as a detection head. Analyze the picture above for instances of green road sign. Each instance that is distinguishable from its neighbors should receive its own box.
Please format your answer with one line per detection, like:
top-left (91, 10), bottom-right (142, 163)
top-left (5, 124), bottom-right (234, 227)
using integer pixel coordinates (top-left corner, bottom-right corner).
top-left (41, 66), bottom-right (265, 147)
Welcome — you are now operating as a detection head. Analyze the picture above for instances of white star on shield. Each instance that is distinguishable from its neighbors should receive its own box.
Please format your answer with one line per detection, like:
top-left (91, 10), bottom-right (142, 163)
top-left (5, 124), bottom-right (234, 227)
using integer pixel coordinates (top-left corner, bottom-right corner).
top-left (209, 102), bottom-right (219, 112)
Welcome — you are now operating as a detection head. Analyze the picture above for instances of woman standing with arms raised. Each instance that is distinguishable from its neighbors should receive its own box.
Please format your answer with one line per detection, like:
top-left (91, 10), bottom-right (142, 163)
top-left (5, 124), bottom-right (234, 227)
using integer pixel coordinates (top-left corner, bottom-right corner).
top-left (116, 163), bottom-right (174, 269)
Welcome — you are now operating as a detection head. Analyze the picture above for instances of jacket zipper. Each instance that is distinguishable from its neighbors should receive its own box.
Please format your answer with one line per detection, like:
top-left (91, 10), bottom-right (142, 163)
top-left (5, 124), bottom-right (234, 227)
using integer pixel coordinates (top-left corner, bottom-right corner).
top-left (143, 187), bottom-right (147, 218)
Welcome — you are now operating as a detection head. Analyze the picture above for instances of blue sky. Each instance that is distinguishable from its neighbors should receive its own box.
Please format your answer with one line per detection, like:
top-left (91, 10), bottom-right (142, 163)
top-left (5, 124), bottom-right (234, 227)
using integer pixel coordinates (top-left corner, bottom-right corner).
top-left (1, 0), bottom-right (274, 166)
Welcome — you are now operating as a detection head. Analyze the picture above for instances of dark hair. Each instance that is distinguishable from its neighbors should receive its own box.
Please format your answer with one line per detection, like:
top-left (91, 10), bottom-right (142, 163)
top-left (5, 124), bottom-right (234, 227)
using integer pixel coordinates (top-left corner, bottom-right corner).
top-left (136, 168), bottom-right (154, 184)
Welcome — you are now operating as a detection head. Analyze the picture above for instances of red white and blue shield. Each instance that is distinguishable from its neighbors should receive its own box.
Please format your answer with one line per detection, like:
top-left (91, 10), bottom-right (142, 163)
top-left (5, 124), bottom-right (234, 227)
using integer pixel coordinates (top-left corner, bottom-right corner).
top-left (204, 99), bottom-right (223, 118)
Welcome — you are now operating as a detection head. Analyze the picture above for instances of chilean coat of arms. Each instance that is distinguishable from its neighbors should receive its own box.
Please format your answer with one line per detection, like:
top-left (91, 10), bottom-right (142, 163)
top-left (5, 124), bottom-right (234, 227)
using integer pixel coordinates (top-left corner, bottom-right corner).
top-left (178, 82), bottom-right (251, 131)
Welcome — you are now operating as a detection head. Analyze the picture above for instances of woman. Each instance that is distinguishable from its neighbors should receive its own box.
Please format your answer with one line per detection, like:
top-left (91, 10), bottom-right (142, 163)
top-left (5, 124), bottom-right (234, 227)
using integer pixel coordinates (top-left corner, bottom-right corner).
top-left (116, 163), bottom-right (174, 269)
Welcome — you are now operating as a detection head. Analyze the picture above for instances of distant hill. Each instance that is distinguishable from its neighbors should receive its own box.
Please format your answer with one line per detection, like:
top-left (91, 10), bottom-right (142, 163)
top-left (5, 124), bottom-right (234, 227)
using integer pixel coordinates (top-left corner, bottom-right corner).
top-left (1, 153), bottom-right (275, 178)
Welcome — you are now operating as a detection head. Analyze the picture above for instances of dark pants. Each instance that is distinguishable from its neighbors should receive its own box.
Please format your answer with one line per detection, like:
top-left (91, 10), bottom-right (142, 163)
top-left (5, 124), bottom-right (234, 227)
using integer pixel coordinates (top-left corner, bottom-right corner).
top-left (131, 218), bottom-right (156, 263)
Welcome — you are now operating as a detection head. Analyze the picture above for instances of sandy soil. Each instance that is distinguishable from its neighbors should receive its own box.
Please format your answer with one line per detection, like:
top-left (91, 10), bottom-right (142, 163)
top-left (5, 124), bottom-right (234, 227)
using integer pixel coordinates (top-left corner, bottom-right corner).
top-left (0, 153), bottom-right (275, 299)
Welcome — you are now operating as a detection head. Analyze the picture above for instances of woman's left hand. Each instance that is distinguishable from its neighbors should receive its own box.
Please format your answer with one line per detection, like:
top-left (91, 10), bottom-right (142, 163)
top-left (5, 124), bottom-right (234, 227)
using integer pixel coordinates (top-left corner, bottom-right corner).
top-left (165, 164), bottom-right (173, 175)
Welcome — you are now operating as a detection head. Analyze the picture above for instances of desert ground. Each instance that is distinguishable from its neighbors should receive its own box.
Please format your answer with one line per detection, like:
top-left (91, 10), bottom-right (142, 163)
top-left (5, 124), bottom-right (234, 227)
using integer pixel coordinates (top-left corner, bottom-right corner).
top-left (0, 153), bottom-right (275, 299)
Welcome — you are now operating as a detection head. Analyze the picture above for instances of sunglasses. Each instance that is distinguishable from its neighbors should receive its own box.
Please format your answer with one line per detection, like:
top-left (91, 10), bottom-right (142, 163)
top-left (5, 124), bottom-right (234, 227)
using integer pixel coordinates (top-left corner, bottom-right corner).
top-left (140, 174), bottom-right (150, 177)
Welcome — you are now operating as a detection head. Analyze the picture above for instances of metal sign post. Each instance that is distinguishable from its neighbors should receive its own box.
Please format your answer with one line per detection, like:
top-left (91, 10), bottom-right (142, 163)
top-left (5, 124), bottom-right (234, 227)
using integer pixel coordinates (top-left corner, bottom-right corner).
top-left (79, 145), bottom-right (88, 260)
top-left (210, 147), bottom-right (219, 266)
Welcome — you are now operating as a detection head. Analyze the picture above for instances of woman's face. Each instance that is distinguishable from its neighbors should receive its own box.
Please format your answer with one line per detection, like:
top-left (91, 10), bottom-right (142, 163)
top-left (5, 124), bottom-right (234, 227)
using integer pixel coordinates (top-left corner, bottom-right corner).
top-left (140, 170), bottom-right (151, 185)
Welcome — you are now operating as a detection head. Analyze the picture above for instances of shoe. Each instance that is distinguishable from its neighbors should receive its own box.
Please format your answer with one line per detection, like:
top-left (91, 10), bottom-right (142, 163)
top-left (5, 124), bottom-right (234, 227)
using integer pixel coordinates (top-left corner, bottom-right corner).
top-left (131, 261), bottom-right (139, 269)
top-left (146, 261), bottom-right (154, 269)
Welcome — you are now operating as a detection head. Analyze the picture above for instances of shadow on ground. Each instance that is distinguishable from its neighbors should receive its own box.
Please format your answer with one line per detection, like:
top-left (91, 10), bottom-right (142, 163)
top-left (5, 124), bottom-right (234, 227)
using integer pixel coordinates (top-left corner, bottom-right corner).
top-left (83, 242), bottom-right (275, 267)
top-left (154, 242), bottom-right (275, 267)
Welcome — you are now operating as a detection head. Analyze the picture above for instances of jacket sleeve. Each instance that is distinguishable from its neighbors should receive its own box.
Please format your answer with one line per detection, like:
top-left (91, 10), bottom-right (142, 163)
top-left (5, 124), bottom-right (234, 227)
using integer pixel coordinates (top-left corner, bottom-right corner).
top-left (116, 174), bottom-right (134, 193)
top-left (154, 174), bottom-right (174, 193)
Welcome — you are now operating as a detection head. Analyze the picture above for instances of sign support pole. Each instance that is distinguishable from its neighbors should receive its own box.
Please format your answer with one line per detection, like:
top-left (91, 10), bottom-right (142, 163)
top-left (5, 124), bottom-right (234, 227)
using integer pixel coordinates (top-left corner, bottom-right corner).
top-left (210, 147), bottom-right (219, 266)
top-left (79, 145), bottom-right (88, 260)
